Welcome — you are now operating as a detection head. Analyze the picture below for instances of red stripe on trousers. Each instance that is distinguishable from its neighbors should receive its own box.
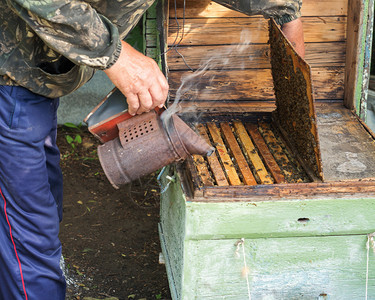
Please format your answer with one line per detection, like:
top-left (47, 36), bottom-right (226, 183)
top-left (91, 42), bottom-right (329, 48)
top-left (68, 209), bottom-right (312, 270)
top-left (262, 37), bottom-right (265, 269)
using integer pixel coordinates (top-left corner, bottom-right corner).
top-left (0, 187), bottom-right (28, 300)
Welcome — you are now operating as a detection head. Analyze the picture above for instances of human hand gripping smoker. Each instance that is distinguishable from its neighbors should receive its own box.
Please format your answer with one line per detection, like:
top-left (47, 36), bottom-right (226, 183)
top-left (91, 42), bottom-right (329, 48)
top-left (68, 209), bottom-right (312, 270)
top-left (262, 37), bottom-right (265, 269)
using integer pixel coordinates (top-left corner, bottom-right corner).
top-left (104, 40), bottom-right (169, 116)
top-left (86, 42), bottom-right (214, 188)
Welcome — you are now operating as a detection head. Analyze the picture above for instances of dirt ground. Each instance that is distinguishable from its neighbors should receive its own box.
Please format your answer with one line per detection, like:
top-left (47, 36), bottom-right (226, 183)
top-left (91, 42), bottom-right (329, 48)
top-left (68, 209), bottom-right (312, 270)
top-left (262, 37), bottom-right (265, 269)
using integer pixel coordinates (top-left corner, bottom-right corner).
top-left (57, 125), bottom-right (171, 300)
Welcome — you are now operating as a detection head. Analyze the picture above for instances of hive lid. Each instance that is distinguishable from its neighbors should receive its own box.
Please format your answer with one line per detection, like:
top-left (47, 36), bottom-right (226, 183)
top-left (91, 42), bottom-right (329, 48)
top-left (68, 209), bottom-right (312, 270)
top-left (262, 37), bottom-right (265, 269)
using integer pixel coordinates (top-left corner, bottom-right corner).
top-left (269, 18), bottom-right (324, 181)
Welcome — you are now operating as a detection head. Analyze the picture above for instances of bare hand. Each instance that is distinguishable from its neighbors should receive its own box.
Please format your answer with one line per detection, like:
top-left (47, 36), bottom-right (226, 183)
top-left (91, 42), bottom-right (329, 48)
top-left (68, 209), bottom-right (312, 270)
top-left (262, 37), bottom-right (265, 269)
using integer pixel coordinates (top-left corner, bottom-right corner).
top-left (104, 40), bottom-right (169, 115)
top-left (281, 18), bottom-right (305, 58)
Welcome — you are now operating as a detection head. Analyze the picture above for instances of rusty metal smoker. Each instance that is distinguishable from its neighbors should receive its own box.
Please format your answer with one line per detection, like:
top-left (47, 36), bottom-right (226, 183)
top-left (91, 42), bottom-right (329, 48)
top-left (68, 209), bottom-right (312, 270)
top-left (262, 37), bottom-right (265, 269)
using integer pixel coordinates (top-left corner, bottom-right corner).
top-left (97, 110), bottom-right (214, 188)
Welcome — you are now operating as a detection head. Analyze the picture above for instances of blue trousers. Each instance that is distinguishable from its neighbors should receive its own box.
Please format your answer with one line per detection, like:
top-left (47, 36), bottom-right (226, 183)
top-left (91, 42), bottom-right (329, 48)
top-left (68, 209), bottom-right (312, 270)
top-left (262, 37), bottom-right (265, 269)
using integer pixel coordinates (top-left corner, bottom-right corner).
top-left (0, 86), bottom-right (65, 300)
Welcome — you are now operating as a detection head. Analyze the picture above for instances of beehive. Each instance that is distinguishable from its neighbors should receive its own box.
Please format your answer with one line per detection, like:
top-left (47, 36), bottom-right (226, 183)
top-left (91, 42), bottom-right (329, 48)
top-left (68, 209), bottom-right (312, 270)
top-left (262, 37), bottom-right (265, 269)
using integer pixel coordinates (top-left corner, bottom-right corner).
top-left (144, 0), bottom-right (375, 298)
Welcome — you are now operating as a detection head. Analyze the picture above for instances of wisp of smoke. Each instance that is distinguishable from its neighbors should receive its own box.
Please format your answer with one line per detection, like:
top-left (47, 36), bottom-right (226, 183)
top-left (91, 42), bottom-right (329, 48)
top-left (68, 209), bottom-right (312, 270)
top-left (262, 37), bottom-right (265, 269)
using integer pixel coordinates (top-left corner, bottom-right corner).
top-left (161, 28), bottom-right (254, 125)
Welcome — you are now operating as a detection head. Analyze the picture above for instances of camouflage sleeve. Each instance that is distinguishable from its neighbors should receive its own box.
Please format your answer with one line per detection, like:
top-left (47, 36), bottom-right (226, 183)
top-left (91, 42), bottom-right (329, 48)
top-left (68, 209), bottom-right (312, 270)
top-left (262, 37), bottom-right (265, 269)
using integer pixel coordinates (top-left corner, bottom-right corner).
top-left (258, 0), bottom-right (303, 25)
top-left (213, 0), bottom-right (302, 25)
top-left (6, 0), bottom-right (121, 70)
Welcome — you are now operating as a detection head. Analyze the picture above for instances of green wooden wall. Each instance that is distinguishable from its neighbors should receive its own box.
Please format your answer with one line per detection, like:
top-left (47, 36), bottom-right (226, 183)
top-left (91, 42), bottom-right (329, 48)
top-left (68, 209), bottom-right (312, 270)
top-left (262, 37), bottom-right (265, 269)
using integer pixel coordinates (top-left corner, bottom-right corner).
top-left (158, 165), bottom-right (375, 299)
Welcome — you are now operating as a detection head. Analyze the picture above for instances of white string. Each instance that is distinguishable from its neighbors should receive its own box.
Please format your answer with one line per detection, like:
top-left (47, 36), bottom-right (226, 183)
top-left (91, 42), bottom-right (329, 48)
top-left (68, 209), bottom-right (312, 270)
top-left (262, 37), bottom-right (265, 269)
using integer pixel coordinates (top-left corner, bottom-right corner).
top-left (160, 175), bottom-right (175, 194)
top-left (366, 232), bottom-right (375, 300)
top-left (235, 238), bottom-right (251, 300)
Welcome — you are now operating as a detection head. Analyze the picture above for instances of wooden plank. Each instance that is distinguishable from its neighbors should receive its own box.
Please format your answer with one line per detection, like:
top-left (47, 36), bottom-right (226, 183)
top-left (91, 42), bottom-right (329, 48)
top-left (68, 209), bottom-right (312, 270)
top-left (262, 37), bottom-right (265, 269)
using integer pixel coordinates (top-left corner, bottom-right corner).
top-left (186, 193), bottom-right (375, 237)
top-left (158, 164), bottom-right (186, 299)
top-left (246, 123), bottom-right (285, 184)
top-left (196, 124), bottom-right (229, 186)
top-left (344, 0), bottom-right (364, 109)
top-left (168, 67), bottom-right (345, 101)
top-left (317, 106), bottom-right (375, 181)
top-left (207, 122), bottom-right (242, 185)
top-left (232, 121), bottom-right (273, 184)
top-left (168, 17), bottom-right (347, 46)
top-left (169, 0), bottom-right (348, 18)
top-left (220, 122), bottom-right (257, 185)
top-left (175, 101), bottom-right (277, 113)
top-left (175, 101), bottom-right (343, 114)
top-left (192, 154), bottom-right (215, 186)
top-left (359, 0), bottom-right (374, 118)
top-left (166, 42), bottom-right (346, 70)
top-left (182, 235), bottom-right (375, 299)
top-left (258, 122), bottom-right (309, 183)
top-left (198, 180), bottom-right (375, 200)
top-left (145, 47), bottom-right (159, 61)
top-left (343, 0), bottom-right (373, 117)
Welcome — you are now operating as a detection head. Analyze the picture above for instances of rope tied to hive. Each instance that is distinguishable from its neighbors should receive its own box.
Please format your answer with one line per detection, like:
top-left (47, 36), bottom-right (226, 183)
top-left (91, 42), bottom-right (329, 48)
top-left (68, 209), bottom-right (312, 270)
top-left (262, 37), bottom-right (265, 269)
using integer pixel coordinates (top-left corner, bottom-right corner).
top-left (235, 238), bottom-right (251, 300)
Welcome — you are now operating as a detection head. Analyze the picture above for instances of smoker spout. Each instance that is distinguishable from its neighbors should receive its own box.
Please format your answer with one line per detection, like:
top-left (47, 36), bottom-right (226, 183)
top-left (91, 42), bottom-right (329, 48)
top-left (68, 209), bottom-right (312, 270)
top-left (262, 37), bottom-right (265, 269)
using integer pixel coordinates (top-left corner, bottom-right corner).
top-left (171, 114), bottom-right (215, 157)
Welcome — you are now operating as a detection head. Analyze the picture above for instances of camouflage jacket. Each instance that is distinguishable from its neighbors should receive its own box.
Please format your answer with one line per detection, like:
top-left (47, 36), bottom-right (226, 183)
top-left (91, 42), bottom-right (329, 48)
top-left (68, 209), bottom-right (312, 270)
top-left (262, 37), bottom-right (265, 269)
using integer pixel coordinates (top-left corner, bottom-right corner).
top-left (0, 0), bottom-right (154, 98)
top-left (213, 0), bottom-right (302, 25)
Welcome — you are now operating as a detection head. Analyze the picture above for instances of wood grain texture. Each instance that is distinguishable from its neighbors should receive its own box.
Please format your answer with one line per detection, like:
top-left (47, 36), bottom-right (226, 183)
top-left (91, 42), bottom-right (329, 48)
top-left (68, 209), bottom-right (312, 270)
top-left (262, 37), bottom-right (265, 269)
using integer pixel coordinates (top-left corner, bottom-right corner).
top-left (176, 101), bottom-right (343, 114)
top-left (220, 122), bottom-right (257, 185)
top-left (246, 123), bottom-right (285, 183)
top-left (168, 67), bottom-right (345, 101)
top-left (181, 235), bottom-right (375, 298)
top-left (207, 122), bottom-right (242, 185)
top-left (167, 42), bottom-right (346, 70)
top-left (196, 124), bottom-right (229, 186)
top-left (158, 165), bottom-right (186, 300)
top-left (169, 0), bottom-right (348, 18)
top-left (232, 121), bottom-right (273, 184)
top-left (185, 192), bottom-right (375, 237)
top-left (198, 180), bottom-right (375, 200)
top-left (176, 101), bottom-right (277, 113)
top-left (168, 17), bottom-right (347, 45)
top-left (344, 0), bottom-right (364, 109)
top-left (166, 1), bottom-right (348, 108)
top-left (317, 105), bottom-right (375, 181)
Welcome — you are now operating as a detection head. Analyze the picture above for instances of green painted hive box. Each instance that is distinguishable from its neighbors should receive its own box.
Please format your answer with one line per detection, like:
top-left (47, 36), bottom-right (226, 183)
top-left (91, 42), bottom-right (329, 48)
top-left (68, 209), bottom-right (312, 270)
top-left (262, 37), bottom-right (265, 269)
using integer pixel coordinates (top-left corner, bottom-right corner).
top-left (147, 0), bottom-right (375, 298)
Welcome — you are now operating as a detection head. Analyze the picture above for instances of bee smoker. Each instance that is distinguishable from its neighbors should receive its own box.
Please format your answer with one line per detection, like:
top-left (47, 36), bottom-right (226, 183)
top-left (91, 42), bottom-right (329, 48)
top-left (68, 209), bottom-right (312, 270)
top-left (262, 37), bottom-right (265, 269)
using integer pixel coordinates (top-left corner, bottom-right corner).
top-left (84, 88), bottom-right (214, 189)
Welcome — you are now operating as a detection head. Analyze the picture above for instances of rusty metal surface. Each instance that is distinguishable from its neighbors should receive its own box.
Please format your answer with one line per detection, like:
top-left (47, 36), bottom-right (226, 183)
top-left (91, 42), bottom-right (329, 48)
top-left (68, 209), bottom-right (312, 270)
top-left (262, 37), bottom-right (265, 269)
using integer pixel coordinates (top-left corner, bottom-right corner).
top-left (98, 110), bottom-right (213, 188)
top-left (269, 18), bottom-right (324, 181)
top-left (84, 88), bottom-right (132, 143)
top-left (84, 88), bottom-right (165, 143)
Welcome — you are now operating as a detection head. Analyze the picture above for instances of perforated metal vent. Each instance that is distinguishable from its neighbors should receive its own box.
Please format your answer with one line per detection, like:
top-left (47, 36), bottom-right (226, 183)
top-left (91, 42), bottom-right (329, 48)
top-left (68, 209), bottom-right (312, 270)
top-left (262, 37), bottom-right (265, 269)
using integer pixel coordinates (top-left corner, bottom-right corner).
top-left (122, 119), bottom-right (155, 143)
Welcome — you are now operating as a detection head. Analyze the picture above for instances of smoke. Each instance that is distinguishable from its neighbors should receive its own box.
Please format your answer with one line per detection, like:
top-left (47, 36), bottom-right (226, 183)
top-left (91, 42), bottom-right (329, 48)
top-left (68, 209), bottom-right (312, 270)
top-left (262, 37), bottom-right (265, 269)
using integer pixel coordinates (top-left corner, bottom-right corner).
top-left (161, 28), bottom-right (254, 124)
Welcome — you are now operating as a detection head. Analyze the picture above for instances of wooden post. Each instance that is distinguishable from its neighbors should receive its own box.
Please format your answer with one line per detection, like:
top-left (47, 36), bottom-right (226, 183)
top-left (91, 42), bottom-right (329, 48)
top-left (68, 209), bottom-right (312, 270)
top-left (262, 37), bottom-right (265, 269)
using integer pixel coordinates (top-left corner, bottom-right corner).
top-left (344, 0), bottom-right (374, 118)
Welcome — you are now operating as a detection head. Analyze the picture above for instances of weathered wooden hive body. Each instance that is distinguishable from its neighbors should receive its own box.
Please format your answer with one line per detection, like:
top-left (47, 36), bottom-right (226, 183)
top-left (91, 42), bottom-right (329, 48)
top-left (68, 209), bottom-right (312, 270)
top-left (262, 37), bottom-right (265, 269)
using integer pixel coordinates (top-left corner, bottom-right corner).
top-left (145, 0), bottom-right (375, 298)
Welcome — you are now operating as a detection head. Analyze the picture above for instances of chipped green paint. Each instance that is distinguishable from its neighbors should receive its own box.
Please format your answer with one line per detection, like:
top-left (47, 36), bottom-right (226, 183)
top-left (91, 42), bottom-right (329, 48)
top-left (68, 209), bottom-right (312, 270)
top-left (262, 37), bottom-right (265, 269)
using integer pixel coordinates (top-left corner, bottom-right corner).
top-left (159, 165), bottom-right (375, 299)
top-left (357, 0), bottom-right (374, 119)
top-left (182, 235), bottom-right (375, 299)
top-left (158, 166), bottom-right (187, 300)
top-left (144, 0), bottom-right (163, 69)
top-left (184, 197), bottom-right (375, 240)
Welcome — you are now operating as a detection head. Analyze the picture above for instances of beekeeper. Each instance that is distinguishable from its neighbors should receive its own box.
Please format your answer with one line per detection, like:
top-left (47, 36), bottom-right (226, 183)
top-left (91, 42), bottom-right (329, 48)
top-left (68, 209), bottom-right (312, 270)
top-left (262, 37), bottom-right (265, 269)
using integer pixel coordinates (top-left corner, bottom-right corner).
top-left (0, 0), bottom-right (303, 299)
